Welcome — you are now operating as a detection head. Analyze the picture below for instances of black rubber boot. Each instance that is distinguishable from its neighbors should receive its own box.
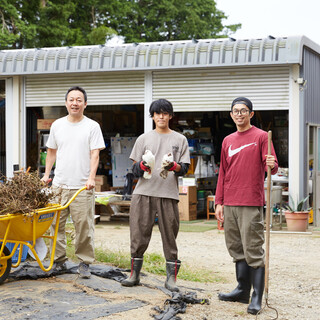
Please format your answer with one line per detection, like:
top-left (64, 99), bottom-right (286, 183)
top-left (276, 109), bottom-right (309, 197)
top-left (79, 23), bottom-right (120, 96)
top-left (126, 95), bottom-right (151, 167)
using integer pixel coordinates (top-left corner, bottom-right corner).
top-left (165, 260), bottom-right (181, 292)
top-left (121, 257), bottom-right (143, 287)
top-left (247, 267), bottom-right (265, 315)
top-left (218, 260), bottom-right (251, 304)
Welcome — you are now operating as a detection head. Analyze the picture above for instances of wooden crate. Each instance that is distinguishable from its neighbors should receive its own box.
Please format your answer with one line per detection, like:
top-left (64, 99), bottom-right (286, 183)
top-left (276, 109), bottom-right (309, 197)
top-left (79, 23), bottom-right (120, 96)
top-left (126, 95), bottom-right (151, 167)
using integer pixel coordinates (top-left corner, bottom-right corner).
top-left (37, 119), bottom-right (56, 130)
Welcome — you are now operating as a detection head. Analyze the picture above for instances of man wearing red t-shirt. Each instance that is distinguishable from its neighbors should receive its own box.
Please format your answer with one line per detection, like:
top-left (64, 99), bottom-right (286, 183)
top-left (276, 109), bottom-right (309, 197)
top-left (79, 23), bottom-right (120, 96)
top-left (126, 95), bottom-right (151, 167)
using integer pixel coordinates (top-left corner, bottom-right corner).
top-left (215, 97), bottom-right (278, 315)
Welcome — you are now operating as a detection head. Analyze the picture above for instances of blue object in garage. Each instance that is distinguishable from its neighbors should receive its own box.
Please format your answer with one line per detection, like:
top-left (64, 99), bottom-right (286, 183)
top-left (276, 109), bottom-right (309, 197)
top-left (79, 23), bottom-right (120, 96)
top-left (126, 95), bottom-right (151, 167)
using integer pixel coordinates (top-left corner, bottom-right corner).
top-left (5, 242), bottom-right (29, 263)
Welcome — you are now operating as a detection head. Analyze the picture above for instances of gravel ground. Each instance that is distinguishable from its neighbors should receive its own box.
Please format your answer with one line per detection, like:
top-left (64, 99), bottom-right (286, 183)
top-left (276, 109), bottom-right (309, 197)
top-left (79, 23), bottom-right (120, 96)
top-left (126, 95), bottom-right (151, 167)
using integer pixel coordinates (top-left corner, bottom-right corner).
top-left (3, 219), bottom-right (319, 320)
top-left (94, 219), bottom-right (320, 320)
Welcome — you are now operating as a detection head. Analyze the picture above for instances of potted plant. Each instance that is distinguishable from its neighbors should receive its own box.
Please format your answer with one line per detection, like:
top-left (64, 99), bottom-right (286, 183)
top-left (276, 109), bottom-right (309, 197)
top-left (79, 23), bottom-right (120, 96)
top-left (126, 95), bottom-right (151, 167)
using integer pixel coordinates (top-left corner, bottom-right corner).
top-left (282, 195), bottom-right (310, 232)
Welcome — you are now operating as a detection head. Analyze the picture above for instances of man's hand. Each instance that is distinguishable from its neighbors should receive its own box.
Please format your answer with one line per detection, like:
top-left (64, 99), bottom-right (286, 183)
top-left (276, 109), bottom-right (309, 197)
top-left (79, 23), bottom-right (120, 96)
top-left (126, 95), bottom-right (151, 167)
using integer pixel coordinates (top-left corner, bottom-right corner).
top-left (215, 204), bottom-right (224, 222)
top-left (265, 155), bottom-right (276, 169)
top-left (86, 178), bottom-right (95, 190)
top-left (140, 161), bottom-right (151, 173)
top-left (41, 175), bottom-right (52, 185)
top-left (164, 161), bottom-right (178, 171)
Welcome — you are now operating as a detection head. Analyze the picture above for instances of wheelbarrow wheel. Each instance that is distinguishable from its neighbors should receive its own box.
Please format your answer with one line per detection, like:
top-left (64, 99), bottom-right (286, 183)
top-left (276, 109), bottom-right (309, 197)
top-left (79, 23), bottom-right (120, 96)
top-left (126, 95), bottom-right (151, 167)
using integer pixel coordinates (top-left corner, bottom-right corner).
top-left (0, 245), bottom-right (12, 285)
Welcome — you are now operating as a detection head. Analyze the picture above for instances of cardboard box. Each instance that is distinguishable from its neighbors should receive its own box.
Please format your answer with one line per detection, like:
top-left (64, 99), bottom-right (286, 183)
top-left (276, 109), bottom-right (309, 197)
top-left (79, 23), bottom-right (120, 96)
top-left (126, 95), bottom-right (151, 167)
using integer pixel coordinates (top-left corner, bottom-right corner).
top-left (198, 127), bottom-right (211, 138)
top-left (95, 175), bottom-right (108, 185)
top-left (179, 203), bottom-right (197, 221)
top-left (37, 119), bottom-right (56, 130)
top-left (95, 184), bottom-right (110, 192)
top-left (178, 186), bottom-right (197, 221)
top-left (179, 186), bottom-right (197, 202)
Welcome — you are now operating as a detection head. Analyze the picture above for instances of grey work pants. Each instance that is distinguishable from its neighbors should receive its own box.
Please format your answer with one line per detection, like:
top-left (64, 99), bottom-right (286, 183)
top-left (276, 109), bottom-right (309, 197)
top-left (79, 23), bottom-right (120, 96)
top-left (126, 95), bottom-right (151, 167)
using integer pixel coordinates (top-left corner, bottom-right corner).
top-left (129, 194), bottom-right (179, 261)
top-left (224, 206), bottom-right (265, 268)
top-left (50, 187), bottom-right (95, 264)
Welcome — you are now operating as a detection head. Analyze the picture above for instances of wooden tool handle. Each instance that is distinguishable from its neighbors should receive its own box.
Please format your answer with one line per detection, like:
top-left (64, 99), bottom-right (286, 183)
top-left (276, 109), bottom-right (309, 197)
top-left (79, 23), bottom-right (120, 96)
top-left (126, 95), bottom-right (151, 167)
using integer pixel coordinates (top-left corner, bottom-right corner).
top-left (265, 130), bottom-right (272, 298)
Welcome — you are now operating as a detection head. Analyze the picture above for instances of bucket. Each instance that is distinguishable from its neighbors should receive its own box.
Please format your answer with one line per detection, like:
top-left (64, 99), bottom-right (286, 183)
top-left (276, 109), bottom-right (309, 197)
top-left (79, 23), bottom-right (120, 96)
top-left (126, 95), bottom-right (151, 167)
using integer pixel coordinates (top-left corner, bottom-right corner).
top-left (197, 190), bottom-right (206, 213)
top-left (40, 151), bottom-right (47, 166)
top-left (5, 242), bottom-right (29, 263)
top-left (197, 190), bottom-right (206, 200)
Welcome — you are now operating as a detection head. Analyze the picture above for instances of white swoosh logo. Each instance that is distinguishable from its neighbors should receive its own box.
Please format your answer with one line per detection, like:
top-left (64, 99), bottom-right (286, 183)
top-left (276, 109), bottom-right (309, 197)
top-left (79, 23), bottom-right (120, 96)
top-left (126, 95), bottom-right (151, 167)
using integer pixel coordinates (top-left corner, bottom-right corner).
top-left (228, 143), bottom-right (257, 157)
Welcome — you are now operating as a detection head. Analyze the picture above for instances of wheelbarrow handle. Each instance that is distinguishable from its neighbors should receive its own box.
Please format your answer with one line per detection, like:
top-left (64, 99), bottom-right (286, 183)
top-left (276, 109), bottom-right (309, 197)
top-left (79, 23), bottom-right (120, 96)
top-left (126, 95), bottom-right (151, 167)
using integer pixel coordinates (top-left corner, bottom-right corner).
top-left (59, 186), bottom-right (87, 211)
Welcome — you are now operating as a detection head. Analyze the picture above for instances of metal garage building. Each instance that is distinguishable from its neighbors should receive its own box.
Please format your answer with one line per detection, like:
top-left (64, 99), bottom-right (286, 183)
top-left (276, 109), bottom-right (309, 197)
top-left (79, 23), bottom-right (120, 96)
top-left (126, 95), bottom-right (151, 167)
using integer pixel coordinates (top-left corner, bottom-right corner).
top-left (0, 35), bottom-right (320, 225)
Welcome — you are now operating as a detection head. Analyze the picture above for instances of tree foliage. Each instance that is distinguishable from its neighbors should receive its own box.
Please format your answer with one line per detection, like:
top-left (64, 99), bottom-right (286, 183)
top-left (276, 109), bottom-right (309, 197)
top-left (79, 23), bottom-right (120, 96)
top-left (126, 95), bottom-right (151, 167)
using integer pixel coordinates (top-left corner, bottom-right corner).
top-left (109, 0), bottom-right (240, 43)
top-left (0, 0), bottom-right (38, 49)
top-left (0, 0), bottom-right (240, 49)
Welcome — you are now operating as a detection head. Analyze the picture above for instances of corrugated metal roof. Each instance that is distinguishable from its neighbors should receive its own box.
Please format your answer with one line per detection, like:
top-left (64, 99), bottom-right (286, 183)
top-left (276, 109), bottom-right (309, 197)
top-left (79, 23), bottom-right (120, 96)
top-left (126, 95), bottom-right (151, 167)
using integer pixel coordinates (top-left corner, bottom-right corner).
top-left (0, 35), bottom-right (319, 76)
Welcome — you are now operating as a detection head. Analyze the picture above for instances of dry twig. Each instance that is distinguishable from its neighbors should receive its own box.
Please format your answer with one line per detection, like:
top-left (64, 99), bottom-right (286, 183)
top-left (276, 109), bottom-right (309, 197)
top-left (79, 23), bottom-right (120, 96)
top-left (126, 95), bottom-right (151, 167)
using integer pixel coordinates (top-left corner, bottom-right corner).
top-left (0, 171), bottom-right (57, 216)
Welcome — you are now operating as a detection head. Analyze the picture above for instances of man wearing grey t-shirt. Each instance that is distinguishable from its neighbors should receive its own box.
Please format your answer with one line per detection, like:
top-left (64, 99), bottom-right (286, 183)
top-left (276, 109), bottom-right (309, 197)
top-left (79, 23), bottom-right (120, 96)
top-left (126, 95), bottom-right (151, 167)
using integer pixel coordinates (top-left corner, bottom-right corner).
top-left (121, 99), bottom-right (190, 292)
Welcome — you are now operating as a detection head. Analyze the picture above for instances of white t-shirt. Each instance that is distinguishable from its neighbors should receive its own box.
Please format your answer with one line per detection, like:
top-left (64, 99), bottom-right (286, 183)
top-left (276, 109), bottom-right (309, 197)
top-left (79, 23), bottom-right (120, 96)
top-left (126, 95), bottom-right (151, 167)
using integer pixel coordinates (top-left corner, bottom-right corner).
top-left (46, 116), bottom-right (105, 189)
top-left (130, 130), bottom-right (190, 200)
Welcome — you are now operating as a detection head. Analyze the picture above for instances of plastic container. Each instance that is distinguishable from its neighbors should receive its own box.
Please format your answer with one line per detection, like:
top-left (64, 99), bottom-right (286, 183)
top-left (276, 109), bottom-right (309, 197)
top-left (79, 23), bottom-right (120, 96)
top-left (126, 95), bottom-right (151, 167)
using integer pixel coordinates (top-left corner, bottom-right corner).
top-left (188, 139), bottom-right (198, 153)
top-left (5, 242), bottom-right (29, 263)
top-left (42, 134), bottom-right (50, 146)
top-left (198, 142), bottom-right (214, 155)
top-left (197, 190), bottom-right (206, 212)
top-left (40, 151), bottom-right (47, 166)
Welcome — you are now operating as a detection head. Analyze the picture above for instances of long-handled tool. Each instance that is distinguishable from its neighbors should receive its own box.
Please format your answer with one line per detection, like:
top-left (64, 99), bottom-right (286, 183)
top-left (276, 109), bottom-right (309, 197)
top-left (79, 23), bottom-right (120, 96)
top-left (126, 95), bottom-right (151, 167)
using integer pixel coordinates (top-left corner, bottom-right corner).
top-left (257, 130), bottom-right (278, 319)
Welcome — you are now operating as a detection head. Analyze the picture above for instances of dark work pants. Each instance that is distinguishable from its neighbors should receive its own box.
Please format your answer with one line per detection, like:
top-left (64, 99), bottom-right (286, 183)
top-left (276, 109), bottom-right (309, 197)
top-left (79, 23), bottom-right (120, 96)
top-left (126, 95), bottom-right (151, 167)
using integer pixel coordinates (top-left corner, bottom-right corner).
top-left (129, 194), bottom-right (179, 261)
top-left (224, 206), bottom-right (265, 268)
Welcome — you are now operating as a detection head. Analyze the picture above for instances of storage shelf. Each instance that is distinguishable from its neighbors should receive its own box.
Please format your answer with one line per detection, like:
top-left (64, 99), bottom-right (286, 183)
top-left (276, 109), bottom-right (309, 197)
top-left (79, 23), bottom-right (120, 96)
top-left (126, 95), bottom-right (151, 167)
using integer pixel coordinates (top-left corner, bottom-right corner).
top-left (37, 129), bottom-right (50, 177)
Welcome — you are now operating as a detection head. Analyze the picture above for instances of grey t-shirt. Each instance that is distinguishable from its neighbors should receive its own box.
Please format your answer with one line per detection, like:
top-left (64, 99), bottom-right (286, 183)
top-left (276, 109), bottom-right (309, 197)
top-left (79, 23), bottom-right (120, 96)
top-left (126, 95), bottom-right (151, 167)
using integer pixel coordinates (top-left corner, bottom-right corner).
top-left (130, 130), bottom-right (190, 200)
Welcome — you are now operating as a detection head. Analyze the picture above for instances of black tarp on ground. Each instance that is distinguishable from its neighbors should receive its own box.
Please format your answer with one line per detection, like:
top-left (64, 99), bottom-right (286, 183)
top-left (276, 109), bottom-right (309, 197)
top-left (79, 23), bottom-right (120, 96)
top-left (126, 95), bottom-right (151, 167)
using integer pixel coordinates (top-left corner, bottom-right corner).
top-left (9, 261), bottom-right (127, 282)
top-left (0, 279), bottom-right (147, 320)
top-left (6, 261), bottom-right (210, 320)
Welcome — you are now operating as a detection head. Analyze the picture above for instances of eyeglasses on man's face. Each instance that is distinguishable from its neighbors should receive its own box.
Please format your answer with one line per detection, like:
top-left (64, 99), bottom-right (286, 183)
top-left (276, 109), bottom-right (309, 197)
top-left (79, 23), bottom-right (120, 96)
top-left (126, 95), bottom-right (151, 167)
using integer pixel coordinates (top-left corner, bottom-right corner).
top-left (232, 108), bottom-right (250, 115)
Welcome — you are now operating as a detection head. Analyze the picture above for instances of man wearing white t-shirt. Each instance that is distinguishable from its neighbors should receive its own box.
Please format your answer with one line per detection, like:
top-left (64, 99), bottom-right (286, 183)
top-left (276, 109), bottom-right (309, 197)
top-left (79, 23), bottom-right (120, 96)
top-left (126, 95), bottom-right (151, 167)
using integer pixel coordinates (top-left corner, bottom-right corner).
top-left (42, 86), bottom-right (105, 278)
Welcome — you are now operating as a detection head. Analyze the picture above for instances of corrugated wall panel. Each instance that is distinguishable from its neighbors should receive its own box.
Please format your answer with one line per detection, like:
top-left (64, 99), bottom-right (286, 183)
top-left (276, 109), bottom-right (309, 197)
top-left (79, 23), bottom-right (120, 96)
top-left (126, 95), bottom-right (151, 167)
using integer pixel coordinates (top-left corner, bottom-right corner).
top-left (304, 49), bottom-right (320, 124)
top-left (153, 66), bottom-right (290, 111)
top-left (25, 72), bottom-right (145, 107)
top-left (301, 48), bottom-right (320, 204)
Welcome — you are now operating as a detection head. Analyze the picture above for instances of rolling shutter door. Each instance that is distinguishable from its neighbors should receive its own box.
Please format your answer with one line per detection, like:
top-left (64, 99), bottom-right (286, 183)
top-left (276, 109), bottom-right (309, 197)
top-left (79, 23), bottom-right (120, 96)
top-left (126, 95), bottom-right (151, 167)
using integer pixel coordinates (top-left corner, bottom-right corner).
top-left (153, 66), bottom-right (290, 111)
top-left (25, 72), bottom-right (145, 107)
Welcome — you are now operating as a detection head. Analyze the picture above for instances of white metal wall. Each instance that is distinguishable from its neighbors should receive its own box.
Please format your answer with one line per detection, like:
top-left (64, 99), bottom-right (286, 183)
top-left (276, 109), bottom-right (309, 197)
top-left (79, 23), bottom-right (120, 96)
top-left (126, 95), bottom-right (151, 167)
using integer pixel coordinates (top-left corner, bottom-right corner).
top-left (25, 72), bottom-right (145, 107)
top-left (152, 66), bottom-right (290, 111)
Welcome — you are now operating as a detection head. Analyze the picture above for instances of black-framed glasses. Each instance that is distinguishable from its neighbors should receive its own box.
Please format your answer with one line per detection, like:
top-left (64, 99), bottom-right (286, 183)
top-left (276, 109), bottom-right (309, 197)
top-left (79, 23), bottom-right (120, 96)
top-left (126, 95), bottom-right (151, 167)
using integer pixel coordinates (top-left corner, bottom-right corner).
top-left (232, 108), bottom-right (250, 115)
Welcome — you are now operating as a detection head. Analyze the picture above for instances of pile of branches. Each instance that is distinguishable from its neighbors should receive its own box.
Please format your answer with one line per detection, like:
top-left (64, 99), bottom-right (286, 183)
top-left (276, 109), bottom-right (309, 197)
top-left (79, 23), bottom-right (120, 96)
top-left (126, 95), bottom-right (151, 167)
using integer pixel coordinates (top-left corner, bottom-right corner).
top-left (0, 171), bottom-right (56, 216)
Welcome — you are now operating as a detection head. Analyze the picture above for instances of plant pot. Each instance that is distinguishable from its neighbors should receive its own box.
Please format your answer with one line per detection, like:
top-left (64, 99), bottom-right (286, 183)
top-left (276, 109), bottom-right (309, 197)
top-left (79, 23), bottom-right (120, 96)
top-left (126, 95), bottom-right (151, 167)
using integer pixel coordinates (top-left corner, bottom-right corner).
top-left (284, 210), bottom-right (309, 232)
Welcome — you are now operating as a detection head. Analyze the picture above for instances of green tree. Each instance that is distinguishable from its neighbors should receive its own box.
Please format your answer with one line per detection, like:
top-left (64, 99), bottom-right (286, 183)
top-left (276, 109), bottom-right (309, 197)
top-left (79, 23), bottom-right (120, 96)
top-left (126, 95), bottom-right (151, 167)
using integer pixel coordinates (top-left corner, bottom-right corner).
top-left (0, 0), bottom-right (240, 49)
top-left (108, 0), bottom-right (241, 43)
top-left (35, 0), bottom-right (76, 48)
top-left (67, 0), bottom-right (117, 46)
top-left (0, 0), bottom-right (118, 49)
top-left (0, 0), bottom-right (37, 49)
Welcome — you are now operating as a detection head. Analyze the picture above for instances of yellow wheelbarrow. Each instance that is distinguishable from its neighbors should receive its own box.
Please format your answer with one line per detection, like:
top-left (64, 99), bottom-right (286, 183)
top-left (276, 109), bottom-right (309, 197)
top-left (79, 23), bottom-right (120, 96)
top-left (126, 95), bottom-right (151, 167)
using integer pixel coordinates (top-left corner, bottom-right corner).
top-left (0, 186), bottom-right (86, 284)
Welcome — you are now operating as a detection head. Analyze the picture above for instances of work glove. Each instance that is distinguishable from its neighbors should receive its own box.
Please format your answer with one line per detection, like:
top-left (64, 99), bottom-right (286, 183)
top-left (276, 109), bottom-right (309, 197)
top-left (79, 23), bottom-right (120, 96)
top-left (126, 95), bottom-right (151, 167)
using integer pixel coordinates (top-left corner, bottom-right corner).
top-left (141, 150), bottom-right (155, 179)
top-left (140, 161), bottom-right (151, 173)
top-left (164, 161), bottom-right (177, 171)
top-left (160, 152), bottom-right (176, 179)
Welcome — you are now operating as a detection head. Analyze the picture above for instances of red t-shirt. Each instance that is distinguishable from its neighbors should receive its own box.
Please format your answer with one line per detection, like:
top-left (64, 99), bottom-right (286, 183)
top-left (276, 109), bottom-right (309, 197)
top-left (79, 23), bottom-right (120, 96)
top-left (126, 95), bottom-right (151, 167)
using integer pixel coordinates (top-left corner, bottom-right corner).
top-left (215, 126), bottom-right (278, 206)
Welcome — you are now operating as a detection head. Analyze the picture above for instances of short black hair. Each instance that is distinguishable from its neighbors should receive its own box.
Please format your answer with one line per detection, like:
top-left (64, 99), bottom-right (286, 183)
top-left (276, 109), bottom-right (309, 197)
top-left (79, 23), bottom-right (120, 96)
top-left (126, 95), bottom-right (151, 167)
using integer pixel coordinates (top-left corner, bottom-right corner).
top-left (65, 86), bottom-right (87, 102)
top-left (149, 99), bottom-right (174, 117)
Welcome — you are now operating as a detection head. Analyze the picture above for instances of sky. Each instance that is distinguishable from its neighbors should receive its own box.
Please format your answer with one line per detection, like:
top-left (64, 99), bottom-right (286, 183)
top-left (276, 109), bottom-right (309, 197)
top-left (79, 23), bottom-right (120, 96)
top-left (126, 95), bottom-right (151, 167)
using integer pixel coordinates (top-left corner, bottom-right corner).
top-left (215, 0), bottom-right (320, 46)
